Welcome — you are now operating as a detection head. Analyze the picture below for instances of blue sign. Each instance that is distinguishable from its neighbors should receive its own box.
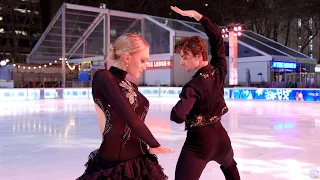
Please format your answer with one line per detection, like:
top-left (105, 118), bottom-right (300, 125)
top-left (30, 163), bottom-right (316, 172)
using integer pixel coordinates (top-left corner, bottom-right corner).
top-left (255, 89), bottom-right (283, 100)
top-left (78, 71), bottom-right (89, 82)
top-left (271, 61), bottom-right (297, 69)
top-left (232, 89), bottom-right (255, 99)
top-left (273, 123), bottom-right (294, 130)
top-left (314, 90), bottom-right (320, 101)
top-left (288, 90), bottom-right (318, 101)
top-left (2, 87), bottom-right (320, 102)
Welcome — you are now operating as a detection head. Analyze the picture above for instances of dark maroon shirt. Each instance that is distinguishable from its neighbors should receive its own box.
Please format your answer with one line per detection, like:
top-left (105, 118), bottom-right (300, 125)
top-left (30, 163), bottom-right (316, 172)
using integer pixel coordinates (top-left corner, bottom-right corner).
top-left (170, 16), bottom-right (228, 130)
top-left (92, 66), bottom-right (160, 161)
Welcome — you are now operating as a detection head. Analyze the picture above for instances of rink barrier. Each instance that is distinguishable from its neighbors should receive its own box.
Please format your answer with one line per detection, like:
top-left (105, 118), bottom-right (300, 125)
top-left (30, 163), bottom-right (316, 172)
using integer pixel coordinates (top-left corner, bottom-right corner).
top-left (0, 87), bottom-right (319, 102)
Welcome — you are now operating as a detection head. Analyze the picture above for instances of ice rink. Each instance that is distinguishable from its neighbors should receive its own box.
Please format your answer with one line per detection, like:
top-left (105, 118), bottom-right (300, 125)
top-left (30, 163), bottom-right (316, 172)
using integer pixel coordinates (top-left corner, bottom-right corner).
top-left (1, 97), bottom-right (320, 180)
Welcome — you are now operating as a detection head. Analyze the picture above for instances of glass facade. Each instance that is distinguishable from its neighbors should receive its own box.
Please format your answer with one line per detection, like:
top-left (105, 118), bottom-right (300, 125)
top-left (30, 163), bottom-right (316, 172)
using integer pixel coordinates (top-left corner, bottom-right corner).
top-left (27, 3), bottom-right (316, 87)
top-left (271, 62), bottom-right (316, 87)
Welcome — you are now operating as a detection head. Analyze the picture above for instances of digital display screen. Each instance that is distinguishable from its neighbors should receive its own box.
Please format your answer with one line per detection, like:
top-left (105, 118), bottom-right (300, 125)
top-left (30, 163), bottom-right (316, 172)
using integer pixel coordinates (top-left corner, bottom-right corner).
top-left (271, 61), bottom-right (297, 69)
top-left (255, 89), bottom-right (283, 100)
top-left (0, 88), bottom-right (319, 102)
top-left (287, 90), bottom-right (318, 101)
top-left (232, 89), bottom-right (255, 99)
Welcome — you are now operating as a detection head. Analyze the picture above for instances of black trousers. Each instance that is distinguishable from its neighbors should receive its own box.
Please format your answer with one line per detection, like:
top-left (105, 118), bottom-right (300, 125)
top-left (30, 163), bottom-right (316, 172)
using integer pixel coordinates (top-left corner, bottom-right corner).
top-left (175, 122), bottom-right (240, 180)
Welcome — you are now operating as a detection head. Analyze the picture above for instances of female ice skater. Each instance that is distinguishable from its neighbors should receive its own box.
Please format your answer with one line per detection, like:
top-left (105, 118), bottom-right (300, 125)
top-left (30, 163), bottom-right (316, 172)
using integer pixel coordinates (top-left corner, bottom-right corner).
top-left (77, 33), bottom-right (173, 180)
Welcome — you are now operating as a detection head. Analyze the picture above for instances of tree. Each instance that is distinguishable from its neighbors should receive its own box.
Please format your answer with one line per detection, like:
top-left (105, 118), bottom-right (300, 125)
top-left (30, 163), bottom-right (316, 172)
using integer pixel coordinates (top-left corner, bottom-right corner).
top-left (298, 15), bottom-right (320, 53)
top-left (0, 0), bottom-right (42, 63)
top-left (213, 0), bottom-right (319, 60)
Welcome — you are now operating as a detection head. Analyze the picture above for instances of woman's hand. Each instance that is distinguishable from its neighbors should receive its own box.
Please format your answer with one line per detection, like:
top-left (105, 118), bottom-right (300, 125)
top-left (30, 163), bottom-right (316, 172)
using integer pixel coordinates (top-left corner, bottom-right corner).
top-left (148, 146), bottom-right (174, 154)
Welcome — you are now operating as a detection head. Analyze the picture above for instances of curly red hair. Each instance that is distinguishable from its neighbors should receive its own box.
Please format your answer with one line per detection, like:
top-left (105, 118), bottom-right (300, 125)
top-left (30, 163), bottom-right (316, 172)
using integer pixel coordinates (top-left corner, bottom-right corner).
top-left (174, 36), bottom-right (208, 61)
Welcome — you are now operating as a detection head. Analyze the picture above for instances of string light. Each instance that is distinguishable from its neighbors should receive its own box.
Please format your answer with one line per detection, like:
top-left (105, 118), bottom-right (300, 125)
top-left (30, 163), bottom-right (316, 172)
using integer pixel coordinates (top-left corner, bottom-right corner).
top-left (13, 57), bottom-right (76, 71)
top-left (0, 60), bottom-right (7, 66)
top-left (60, 57), bottom-right (76, 70)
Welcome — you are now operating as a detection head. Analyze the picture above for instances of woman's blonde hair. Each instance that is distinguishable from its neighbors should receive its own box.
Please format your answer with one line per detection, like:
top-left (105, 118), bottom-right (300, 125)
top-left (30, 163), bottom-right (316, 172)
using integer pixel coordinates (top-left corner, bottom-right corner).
top-left (107, 33), bottom-right (149, 63)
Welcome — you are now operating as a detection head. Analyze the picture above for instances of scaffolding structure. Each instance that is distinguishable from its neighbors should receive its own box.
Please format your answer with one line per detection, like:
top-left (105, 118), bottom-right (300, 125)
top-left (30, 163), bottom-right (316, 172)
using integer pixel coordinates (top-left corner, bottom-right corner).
top-left (27, 3), bottom-right (317, 87)
top-left (27, 3), bottom-right (207, 87)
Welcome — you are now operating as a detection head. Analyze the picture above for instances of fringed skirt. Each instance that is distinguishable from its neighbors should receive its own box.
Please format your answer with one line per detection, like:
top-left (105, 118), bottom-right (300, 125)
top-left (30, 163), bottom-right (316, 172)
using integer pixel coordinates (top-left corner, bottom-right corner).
top-left (76, 149), bottom-right (168, 180)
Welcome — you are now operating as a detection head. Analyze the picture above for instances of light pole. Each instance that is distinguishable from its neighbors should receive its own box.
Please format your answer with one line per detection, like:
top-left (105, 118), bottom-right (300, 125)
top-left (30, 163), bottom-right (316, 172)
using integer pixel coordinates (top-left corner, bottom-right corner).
top-left (222, 24), bottom-right (244, 86)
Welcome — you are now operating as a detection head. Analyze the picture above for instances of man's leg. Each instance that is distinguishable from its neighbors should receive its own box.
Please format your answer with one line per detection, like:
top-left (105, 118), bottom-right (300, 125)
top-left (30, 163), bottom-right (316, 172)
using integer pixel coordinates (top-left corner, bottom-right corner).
top-left (175, 144), bottom-right (208, 180)
top-left (219, 154), bottom-right (240, 180)
top-left (214, 126), bottom-right (240, 180)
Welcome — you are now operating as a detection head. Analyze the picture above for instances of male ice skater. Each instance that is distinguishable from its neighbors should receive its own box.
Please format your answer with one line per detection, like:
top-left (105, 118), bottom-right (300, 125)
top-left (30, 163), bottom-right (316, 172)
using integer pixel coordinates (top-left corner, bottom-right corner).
top-left (170, 6), bottom-right (241, 180)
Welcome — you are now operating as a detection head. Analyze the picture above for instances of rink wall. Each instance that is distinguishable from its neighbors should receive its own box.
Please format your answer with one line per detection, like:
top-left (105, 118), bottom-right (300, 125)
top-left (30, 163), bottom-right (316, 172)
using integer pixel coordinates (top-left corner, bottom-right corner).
top-left (0, 87), bottom-right (320, 102)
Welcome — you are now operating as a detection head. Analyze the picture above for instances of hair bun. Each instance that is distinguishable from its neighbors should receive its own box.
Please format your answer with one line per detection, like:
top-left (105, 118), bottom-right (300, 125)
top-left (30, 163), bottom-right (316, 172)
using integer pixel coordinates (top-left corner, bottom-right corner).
top-left (107, 44), bottom-right (117, 61)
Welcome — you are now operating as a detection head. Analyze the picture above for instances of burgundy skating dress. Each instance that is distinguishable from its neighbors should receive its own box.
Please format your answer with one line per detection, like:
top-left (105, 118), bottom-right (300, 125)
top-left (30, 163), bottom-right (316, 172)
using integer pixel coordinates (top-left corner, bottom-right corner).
top-left (77, 66), bottom-right (167, 180)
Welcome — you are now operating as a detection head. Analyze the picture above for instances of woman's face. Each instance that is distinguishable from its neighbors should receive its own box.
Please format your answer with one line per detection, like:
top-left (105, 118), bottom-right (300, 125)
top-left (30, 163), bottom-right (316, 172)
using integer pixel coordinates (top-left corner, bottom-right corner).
top-left (125, 47), bottom-right (150, 78)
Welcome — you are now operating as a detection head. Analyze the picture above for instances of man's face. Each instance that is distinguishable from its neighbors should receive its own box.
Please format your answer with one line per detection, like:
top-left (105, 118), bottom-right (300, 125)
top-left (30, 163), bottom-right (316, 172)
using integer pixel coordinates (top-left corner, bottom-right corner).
top-left (179, 50), bottom-right (199, 72)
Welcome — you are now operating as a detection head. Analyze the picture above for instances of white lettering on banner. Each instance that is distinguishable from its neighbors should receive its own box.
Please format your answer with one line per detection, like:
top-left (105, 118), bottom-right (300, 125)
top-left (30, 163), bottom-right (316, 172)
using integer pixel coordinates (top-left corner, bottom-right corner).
top-left (271, 61), bottom-right (297, 69)
top-left (308, 93), bottom-right (320, 97)
top-left (146, 60), bottom-right (172, 68)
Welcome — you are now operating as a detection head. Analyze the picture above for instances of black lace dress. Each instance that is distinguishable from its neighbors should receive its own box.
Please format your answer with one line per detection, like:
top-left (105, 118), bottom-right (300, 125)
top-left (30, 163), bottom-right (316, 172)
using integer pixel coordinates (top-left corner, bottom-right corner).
top-left (76, 66), bottom-right (167, 180)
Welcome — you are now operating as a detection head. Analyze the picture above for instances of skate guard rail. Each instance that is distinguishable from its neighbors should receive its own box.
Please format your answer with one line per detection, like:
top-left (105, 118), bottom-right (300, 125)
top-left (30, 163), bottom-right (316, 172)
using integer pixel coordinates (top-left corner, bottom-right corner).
top-left (0, 87), bottom-right (319, 102)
